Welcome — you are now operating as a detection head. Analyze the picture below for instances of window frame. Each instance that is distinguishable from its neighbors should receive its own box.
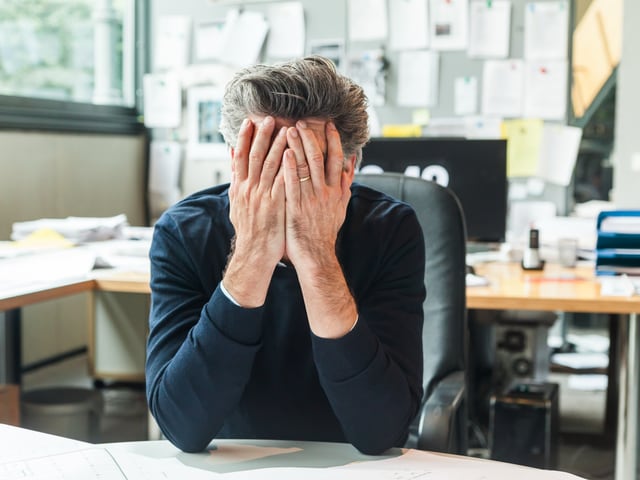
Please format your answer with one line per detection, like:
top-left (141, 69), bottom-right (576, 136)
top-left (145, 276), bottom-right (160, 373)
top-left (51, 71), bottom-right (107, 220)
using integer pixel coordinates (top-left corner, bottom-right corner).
top-left (0, 0), bottom-right (149, 135)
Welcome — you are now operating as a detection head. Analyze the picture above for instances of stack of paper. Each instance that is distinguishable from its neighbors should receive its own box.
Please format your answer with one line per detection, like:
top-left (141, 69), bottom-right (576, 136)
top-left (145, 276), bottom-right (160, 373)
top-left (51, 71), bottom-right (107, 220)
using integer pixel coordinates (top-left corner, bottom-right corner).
top-left (595, 210), bottom-right (640, 276)
top-left (11, 214), bottom-right (129, 243)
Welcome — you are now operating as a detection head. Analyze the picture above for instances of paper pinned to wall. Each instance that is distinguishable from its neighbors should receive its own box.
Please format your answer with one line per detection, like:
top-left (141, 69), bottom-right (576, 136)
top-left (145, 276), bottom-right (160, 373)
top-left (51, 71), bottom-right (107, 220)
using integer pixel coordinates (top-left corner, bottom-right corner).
top-left (501, 118), bottom-right (544, 177)
top-left (218, 9), bottom-right (269, 68)
top-left (428, 0), bottom-right (468, 51)
top-left (154, 15), bottom-right (192, 70)
top-left (481, 59), bottom-right (524, 117)
top-left (195, 20), bottom-right (225, 61)
top-left (536, 124), bottom-right (582, 186)
top-left (347, 49), bottom-right (387, 107)
top-left (397, 50), bottom-right (439, 107)
top-left (468, 0), bottom-right (511, 58)
top-left (143, 73), bottom-right (182, 128)
top-left (523, 60), bottom-right (568, 120)
top-left (524, 1), bottom-right (569, 60)
top-left (388, 0), bottom-right (429, 50)
top-left (265, 2), bottom-right (305, 59)
top-left (348, 0), bottom-right (387, 41)
top-left (454, 76), bottom-right (478, 115)
top-left (149, 141), bottom-right (182, 196)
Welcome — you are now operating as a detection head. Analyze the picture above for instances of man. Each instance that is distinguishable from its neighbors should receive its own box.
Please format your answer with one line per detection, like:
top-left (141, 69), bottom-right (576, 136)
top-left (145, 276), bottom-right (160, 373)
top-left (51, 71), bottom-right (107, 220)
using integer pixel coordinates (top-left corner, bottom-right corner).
top-left (146, 56), bottom-right (425, 455)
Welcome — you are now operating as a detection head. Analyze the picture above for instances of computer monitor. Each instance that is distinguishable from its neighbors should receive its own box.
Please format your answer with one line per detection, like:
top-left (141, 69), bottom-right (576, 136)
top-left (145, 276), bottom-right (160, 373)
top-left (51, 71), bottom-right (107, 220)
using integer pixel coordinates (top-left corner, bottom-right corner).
top-left (359, 137), bottom-right (508, 244)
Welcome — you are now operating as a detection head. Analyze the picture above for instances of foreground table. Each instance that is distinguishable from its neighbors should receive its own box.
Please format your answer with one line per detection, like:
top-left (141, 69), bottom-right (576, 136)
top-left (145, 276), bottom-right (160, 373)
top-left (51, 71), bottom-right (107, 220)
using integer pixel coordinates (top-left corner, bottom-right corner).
top-left (1, 424), bottom-right (584, 479)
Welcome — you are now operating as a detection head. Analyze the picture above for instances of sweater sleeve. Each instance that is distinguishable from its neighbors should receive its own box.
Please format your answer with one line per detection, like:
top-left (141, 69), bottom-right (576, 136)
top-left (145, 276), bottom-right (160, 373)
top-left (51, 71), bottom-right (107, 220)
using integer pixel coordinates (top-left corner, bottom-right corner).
top-left (311, 210), bottom-right (426, 455)
top-left (145, 213), bottom-right (264, 452)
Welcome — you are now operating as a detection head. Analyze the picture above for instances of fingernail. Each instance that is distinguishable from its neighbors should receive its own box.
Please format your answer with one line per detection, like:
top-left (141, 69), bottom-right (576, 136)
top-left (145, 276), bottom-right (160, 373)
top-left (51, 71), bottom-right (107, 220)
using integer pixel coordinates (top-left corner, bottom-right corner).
top-left (289, 127), bottom-right (298, 138)
top-left (241, 119), bottom-right (248, 129)
top-left (279, 126), bottom-right (287, 136)
top-left (328, 122), bottom-right (337, 131)
top-left (263, 116), bottom-right (274, 126)
top-left (297, 119), bottom-right (307, 129)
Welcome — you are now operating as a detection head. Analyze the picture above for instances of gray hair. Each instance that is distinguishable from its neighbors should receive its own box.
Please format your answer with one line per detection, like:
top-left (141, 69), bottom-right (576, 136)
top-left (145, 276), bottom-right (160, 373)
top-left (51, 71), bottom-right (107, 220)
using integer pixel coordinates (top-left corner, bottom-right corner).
top-left (219, 56), bottom-right (369, 166)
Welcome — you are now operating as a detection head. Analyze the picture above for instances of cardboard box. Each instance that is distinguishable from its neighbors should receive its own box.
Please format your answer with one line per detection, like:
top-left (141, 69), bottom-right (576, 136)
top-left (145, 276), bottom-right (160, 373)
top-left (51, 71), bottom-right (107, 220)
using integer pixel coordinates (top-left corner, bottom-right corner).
top-left (0, 384), bottom-right (20, 426)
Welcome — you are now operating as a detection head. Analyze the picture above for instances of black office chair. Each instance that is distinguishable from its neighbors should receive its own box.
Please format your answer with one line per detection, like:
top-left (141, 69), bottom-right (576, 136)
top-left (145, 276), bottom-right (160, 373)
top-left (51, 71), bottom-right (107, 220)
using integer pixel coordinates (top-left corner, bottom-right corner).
top-left (354, 172), bottom-right (468, 455)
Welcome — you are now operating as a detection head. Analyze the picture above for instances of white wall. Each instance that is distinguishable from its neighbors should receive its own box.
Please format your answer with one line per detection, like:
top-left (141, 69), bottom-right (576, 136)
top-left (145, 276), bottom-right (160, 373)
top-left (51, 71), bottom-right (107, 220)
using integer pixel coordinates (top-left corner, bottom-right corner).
top-left (612, 0), bottom-right (640, 208)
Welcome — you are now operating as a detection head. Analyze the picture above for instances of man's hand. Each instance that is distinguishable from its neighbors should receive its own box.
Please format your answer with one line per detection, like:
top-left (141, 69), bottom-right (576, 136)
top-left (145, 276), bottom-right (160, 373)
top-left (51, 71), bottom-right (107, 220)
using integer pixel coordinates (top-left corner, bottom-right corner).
top-left (283, 121), bottom-right (357, 338)
top-left (224, 116), bottom-right (287, 307)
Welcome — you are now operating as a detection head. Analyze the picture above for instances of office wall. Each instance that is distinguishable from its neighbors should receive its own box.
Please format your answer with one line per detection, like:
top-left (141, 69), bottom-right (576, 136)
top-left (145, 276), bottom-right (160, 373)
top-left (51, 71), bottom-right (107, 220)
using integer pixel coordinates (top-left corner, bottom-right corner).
top-left (612, 0), bottom-right (640, 208)
top-left (151, 0), bottom-right (564, 124)
top-left (0, 130), bottom-right (147, 365)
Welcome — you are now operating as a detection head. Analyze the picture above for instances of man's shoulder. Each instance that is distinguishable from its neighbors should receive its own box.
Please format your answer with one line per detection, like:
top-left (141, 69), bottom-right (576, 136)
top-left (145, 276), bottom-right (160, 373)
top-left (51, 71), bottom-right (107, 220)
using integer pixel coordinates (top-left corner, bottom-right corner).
top-left (163, 184), bottom-right (230, 222)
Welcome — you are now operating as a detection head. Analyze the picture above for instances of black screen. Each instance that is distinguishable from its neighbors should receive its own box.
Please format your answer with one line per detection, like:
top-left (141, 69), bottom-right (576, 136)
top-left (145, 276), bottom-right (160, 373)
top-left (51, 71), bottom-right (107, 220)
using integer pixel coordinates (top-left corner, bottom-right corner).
top-left (360, 137), bottom-right (508, 243)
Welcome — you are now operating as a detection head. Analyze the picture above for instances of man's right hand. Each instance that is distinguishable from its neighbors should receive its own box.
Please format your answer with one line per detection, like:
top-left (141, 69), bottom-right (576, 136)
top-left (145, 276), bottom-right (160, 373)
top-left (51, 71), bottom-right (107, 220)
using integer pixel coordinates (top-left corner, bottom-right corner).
top-left (223, 116), bottom-right (287, 307)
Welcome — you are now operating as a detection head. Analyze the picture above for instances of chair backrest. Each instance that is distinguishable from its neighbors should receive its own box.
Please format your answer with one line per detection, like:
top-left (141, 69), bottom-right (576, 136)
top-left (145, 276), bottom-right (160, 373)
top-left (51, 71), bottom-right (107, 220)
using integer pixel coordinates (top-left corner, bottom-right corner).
top-left (354, 172), bottom-right (468, 402)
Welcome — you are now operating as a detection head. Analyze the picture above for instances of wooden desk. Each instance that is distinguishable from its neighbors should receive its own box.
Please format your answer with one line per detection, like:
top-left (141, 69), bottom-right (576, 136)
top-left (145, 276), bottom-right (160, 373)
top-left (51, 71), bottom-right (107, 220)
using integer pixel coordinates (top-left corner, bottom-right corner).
top-left (468, 262), bottom-right (640, 480)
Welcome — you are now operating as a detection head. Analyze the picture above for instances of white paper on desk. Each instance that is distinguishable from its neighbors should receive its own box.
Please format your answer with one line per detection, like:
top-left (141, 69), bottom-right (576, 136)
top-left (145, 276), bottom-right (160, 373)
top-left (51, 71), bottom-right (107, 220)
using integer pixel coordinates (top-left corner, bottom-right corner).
top-left (481, 59), bottom-right (524, 117)
top-left (0, 424), bottom-right (89, 463)
top-left (524, 1), bottom-right (569, 60)
top-left (195, 20), bottom-right (225, 61)
top-left (468, 0), bottom-right (511, 58)
top-left (536, 124), bottom-right (582, 186)
top-left (523, 60), bottom-right (568, 120)
top-left (337, 449), bottom-right (584, 479)
top-left (348, 0), bottom-right (387, 42)
top-left (397, 50), bottom-right (439, 107)
top-left (143, 73), bottom-right (182, 128)
top-left (389, 0), bottom-right (429, 50)
top-left (454, 76), bottom-right (478, 115)
top-left (428, 0), bottom-right (468, 51)
top-left (154, 15), bottom-right (191, 70)
top-left (265, 2), bottom-right (305, 59)
top-left (218, 10), bottom-right (269, 68)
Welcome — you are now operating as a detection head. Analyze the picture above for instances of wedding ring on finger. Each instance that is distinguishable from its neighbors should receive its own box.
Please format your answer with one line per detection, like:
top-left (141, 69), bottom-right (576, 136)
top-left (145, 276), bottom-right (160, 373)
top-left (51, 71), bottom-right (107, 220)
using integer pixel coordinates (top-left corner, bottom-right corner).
top-left (299, 175), bottom-right (311, 183)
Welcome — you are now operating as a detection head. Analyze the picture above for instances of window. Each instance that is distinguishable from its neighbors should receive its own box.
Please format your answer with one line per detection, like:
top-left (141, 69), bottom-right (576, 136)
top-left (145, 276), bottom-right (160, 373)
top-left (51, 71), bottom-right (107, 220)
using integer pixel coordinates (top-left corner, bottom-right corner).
top-left (0, 0), bottom-right (145, 134)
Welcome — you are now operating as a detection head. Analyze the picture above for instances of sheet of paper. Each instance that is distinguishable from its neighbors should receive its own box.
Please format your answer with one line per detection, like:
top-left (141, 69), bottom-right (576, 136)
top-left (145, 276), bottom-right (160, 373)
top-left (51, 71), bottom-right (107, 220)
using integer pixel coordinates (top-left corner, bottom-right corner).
top-left (523, 60), bottom-right (568, 120)
top-left (389, 0), bottom-right (429, 50)
top-left (348, 0), bottom-right (387, 41)
top-left (195, 20), bottom-right (225, 61)
top-left (148, 141), bottom-right (182, 215)
top-left (501, 118), bottom-right (543, 177)
top-left (309, 39), bottom-right (345, 72)
top-left (154, 15), bottom-right (191, 70)
top-left (481, 59), bottom-right (524, 117)
top-left (536, 124), bottom-right (582, 186)
top-left (218, 10), bottom-right (269, 68)
top-left (347, 49), bottom-right (387, 107)
top-left (468, 0), bottom-right (511, 58)
top-left (143, 73), bottom-right (182, 128)
top-left (187, 85), bottom-right (226, 158)
top-left (428, 0), bottom-right (468, 51)
top-left (454, 76), bottom-right (478, 115)
top-left (397, 50), bottom-right (439, 107)
top-left (524, 1), bottom-right (569, 60)
top-left (265, 2), bottom-right (305, 59)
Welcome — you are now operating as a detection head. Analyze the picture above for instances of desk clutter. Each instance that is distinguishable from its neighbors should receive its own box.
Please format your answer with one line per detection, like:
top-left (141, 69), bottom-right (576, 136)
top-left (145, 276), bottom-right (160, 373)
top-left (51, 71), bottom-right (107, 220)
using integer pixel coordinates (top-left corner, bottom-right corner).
top-left (595, 210), bottom-right (640, 276)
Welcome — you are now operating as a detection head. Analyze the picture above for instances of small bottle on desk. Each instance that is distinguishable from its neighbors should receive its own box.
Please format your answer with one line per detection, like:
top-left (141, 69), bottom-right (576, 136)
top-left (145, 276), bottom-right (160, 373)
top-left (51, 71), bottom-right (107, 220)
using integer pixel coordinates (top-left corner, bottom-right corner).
top-left (521, 228), bottom-right (545, 270)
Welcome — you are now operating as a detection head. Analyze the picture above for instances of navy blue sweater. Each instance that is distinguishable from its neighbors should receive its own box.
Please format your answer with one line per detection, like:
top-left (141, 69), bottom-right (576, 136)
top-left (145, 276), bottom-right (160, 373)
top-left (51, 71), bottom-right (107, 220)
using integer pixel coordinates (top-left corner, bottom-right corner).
top-left (146, 183), bottom-right (425, 454)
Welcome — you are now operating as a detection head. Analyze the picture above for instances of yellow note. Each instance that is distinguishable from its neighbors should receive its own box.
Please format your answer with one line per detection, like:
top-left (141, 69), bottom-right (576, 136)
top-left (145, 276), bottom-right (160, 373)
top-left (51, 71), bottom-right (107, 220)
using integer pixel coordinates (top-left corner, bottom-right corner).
top-left (16, 228), bottom-right (74, 248)
top-left (382, 124), bottom-right (423, 137)
top-left (501, 119), bottom-right (544, 177)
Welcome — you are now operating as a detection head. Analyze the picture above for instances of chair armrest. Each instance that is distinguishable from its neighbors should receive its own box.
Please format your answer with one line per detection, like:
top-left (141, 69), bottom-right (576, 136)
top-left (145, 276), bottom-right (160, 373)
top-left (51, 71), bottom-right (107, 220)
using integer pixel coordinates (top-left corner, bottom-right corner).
top-left (417, 370), bottom-right (467, 454)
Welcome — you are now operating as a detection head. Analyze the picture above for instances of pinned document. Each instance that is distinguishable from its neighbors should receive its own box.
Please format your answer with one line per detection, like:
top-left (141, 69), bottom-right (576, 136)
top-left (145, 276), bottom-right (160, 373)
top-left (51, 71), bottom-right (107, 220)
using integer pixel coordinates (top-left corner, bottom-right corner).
top-left (389, 0), bottom-right (429, 50)
top-left (397, 50), bottom-right (439, 107)
top-left (481, 59), bottom-right (524, 117)
top-left (468, 0), bottom-right (512, 58)
top-left (348, 0), bottom-right (387, 41)
top-left (524, 1), bottom-right (569, 60)
top-left (500, 118), bottom-right (543, 177)
top-left (265, 2), bottom-right (305, 59)
top-left (536, 124), bottom-right (582, 186)
top-left (429, 0), bottom-right (469, 51)
top-left (154, 15), bottom-right (191, 70)
top-left (523, 60), bottom-right (568, 120)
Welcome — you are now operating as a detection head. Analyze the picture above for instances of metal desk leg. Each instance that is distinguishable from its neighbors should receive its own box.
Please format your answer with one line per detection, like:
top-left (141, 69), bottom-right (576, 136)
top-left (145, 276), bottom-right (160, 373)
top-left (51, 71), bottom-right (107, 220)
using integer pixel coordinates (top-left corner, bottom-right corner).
top-left (0, 309), bottom-right (22, 385)
top-left (616, 313), bottom-right (639, 480)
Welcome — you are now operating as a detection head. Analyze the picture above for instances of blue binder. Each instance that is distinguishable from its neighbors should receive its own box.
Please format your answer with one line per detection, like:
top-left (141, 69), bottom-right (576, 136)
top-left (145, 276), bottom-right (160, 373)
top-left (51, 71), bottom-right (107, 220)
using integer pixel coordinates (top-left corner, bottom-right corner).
top-left (595, 210), bottom-right (640, 276)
